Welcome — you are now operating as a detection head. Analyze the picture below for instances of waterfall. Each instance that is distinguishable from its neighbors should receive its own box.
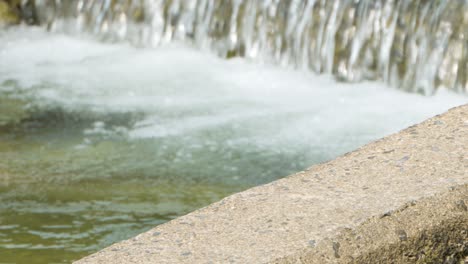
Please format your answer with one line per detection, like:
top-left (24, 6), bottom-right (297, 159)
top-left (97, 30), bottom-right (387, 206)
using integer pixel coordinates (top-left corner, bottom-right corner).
top-left (20, 0), bottom-right (468, 95)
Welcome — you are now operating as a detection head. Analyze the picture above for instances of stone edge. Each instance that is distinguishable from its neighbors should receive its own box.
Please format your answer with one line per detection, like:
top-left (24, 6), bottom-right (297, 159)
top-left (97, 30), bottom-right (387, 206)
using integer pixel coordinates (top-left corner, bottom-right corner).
top-left (273, 184), bottom-right (468, 264)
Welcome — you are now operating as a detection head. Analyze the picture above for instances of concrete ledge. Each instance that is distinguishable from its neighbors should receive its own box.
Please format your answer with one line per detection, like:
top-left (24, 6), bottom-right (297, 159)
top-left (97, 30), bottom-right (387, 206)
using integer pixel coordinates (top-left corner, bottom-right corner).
top-left (274, 185), bottom-right (467, 263)
top-left (76, 105), bottom-right (468, 263)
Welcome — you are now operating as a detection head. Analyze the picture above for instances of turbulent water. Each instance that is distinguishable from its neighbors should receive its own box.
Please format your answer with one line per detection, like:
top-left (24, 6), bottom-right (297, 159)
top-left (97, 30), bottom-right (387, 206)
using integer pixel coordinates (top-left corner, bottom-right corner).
top-left (0, 27), bottom-right (466, 263)
top-left (17, 0), bottom-right (468, 94)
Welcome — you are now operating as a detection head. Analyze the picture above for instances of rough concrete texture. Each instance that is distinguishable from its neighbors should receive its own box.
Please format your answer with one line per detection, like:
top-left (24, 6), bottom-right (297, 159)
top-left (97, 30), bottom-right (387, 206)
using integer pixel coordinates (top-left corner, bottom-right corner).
top-left (274, 185), bottom-right (468, 264)
top-left (76, 104), bottom-right (468, 264)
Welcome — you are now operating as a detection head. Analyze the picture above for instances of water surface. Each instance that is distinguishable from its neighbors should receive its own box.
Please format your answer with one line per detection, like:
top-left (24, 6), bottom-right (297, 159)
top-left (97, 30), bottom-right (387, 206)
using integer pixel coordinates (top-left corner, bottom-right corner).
top-left (0, 27), bottom-right (466, 263)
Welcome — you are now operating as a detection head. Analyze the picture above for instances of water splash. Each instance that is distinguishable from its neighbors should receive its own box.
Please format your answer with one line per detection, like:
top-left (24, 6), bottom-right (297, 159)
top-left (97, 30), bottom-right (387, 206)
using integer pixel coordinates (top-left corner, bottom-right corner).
top-left (17, 0), bottom-right (468, 95)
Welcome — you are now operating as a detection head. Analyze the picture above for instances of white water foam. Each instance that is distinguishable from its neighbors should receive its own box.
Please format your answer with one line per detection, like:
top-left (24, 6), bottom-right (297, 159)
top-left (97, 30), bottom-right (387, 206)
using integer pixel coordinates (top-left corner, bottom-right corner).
top-left (0, 27), bottom-right (467, 163)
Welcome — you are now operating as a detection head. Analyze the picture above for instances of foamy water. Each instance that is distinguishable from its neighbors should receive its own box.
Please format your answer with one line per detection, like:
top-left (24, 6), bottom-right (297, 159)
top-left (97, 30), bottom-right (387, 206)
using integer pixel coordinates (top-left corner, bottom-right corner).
top-left (0, 27), bottom-right (466, 263)
top-left (1, 27), bottom-right (466, 150)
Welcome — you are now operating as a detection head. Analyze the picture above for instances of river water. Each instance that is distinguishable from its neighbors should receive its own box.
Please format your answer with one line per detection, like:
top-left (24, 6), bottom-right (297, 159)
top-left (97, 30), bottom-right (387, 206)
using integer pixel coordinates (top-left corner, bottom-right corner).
top-left (0, 27), bottom-right (466, 263)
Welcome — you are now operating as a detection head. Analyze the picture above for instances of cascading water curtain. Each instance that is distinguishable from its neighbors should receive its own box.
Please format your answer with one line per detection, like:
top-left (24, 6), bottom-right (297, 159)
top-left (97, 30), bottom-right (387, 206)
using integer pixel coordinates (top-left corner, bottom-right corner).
top-left (22, 0), bottom-right (468, 95)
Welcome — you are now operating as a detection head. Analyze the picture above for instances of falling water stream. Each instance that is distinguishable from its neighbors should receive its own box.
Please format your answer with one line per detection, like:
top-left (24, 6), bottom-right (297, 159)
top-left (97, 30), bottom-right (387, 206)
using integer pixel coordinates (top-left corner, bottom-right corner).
top-left (1, 1), bottom-right (468, 263)
top-left (26, 0), bottom-right (468, 94)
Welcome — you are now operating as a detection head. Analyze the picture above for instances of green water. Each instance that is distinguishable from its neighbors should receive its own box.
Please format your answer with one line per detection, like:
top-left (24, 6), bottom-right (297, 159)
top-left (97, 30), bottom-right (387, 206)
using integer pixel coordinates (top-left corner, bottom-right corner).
top-left (0, 94), bottom-right (311, 263)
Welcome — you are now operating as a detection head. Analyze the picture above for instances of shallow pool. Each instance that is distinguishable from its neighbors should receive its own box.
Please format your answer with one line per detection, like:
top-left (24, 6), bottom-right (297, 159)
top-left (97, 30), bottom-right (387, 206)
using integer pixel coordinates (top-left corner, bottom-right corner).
top-left (0, 27), bottom-right (466, 263)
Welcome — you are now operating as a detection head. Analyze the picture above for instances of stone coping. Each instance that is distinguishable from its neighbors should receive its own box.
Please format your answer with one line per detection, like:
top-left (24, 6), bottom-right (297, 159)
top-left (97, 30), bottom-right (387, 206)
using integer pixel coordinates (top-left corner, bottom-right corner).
top-left (76, 104), bottom-right (468, 263)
